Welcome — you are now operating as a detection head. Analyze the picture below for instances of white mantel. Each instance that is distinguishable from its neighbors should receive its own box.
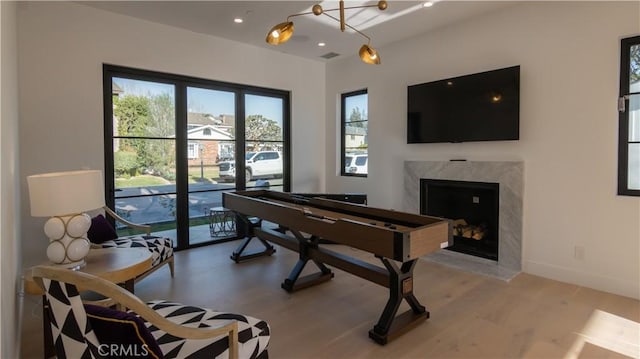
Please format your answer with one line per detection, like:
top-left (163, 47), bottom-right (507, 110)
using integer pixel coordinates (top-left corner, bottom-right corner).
top-left (404, 161), bottom-right (524, 280)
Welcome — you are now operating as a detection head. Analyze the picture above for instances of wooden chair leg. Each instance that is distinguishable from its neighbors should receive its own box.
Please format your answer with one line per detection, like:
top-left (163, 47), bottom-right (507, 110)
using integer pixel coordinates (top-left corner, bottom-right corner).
top-left (168, 257), bottom-right (175, 277)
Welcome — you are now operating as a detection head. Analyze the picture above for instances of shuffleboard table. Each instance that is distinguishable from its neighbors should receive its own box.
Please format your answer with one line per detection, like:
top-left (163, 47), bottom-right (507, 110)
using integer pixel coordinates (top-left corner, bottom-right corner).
top-left (222, 190), bottom-right (451, 345)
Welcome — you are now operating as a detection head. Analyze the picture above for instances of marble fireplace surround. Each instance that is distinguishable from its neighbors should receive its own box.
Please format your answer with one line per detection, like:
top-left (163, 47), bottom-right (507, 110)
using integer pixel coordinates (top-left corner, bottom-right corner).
top-left (404, 161), bottom-right (523, 281)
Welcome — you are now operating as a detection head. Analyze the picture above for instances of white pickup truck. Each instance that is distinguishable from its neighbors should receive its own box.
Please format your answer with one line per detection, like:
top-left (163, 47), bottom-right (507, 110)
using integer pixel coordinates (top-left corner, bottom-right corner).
top-left (218, 151), bottom-right (283, 182)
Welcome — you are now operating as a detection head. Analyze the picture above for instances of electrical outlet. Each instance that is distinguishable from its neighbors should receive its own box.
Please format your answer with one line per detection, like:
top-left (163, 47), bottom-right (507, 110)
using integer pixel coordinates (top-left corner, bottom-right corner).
top-left (574, 245), bottom-right (585, 260)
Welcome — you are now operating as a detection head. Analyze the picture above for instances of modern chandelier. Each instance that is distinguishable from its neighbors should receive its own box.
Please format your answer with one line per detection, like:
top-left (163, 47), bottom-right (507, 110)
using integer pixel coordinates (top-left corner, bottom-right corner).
top-left (266, 0), bottom-right (388, 64)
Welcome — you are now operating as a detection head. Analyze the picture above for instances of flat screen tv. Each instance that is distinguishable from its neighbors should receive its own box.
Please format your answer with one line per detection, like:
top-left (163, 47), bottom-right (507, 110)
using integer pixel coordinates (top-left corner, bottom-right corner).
top-left (407, 65), bottom-right (520, 143)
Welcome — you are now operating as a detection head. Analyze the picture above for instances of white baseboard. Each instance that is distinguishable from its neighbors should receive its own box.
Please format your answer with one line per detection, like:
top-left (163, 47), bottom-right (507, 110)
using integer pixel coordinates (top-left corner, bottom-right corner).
top-left (524, 260), bottom-right (640, 300)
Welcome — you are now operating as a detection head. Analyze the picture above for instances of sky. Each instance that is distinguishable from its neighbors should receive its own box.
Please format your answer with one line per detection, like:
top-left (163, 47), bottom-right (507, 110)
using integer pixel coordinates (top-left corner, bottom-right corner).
top-left (345, 92), bottom-right (368, 120)
top-left (114, 77), bottom-right (284, 126)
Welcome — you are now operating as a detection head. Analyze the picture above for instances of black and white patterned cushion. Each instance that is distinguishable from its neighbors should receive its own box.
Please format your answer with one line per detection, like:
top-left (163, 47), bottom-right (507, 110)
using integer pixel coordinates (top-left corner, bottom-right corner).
top-left (99, 236), bottom-right (173, 267)
top-left (42, 278), bottom-right (270, 359)
top-left (41, 278), bottom-right (101, 359)
top-left (140, 300), bottom-right (270, 359)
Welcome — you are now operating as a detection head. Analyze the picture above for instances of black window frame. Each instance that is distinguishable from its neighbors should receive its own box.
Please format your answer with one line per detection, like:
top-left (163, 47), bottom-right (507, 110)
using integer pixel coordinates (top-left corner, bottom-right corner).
top-left (103, 64), bottom-right (291, 250)
top-left (618, 35), bottom-right (640, 196)
top-left (340, 89), bottom-right (368, 177)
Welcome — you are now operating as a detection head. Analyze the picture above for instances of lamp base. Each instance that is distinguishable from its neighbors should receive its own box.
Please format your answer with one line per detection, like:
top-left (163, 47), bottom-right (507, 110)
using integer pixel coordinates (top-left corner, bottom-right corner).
top-left (44, 214), bottom-right (92, 268)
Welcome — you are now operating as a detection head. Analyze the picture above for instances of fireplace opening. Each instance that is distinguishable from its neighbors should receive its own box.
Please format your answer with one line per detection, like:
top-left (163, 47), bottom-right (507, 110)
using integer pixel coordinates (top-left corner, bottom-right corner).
top-left (420, 179), bottom-right (499, 261)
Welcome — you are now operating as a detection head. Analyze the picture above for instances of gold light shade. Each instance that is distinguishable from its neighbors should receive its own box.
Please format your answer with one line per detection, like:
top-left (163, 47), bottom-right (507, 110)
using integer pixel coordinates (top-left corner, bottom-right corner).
top-left (266, 21), bottom-right (294, 45)
top-left (359, 44), bottom-right (381, 65)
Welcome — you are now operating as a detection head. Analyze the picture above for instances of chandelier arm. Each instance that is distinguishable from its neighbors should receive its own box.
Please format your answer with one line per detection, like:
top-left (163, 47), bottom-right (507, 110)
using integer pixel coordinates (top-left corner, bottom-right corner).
top-left (322, 12), bottom-right (372, 44)
top-left (341, 4), bottom-right (384, 11)
top-left (340, 0), bottom-right (345, 31)
top-left (320, 4), bottom-right (382, 13)
top-left (286, 11), bottom-right (317, 21)
top-left (321, 2), bottom-right (382, 30)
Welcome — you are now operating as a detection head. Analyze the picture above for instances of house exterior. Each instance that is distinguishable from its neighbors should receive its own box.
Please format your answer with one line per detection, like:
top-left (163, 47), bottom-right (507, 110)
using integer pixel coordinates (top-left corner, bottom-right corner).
top-left (2, 1), bottom-right (639, 357)
top-left (344, 125), bottom-right (367, 151)
top-left (187, 112), bottom-right (235, 165)
top-left (185, 124), bottom-right (234, 166)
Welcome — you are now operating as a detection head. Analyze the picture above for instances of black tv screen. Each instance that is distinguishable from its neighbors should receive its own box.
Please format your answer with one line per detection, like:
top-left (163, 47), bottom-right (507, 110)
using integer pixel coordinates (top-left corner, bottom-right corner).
top-left (407, 66), bottom-right (520, 143)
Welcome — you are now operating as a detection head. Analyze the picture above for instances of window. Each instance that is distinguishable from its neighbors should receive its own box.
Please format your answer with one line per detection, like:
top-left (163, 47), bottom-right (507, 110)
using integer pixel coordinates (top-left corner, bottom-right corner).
top-left (341, 89), bottom-right (368, 176)
top-left (619, 36), bottom-right (640, 196)
top-left (104, 65), bottom-right (290, 250)
top-left (187, 143), bottom-right (198, 159)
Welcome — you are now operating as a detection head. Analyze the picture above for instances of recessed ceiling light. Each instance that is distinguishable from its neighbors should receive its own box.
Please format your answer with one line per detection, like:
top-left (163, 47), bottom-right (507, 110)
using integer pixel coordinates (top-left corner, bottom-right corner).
top-left (234, 18), bottom-right (243, 24)
top-left (318, 42), bottom-right (326, 47)
top-left (423, 1), bottom-right (434, 7)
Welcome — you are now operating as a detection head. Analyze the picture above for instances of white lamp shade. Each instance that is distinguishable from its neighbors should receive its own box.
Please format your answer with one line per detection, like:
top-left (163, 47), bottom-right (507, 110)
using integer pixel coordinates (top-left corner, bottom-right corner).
top-left (28, 170), bottom-right (105, 217)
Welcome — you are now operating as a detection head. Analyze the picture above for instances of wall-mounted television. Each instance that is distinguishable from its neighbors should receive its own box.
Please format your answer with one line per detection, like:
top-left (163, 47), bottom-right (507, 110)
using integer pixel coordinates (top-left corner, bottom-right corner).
top-left (407, 65), bottom-right (520, 143)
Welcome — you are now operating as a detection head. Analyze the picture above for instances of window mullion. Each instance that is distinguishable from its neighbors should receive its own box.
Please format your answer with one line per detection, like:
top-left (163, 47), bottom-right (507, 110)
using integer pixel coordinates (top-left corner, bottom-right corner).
top-left (618, 36), bottom-right (640, 195)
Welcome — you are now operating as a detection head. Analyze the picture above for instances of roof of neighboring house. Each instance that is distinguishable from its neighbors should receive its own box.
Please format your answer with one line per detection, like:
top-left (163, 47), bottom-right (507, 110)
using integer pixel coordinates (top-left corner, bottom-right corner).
top-left (188, 112), bottom-right (236, 127)
top-left (188, 112), bottom-right (220, 125)
top-left (217, 114), bottom-right (235, 126)
top-left (186, 124), bottom-right (233, 140)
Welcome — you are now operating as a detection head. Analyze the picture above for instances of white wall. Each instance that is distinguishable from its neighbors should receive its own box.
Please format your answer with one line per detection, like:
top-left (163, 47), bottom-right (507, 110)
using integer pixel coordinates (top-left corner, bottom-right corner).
top-left (17, 2), bottom-right (326, 266)
top-left (1, 1), bottom-right (21, 357)
top-left (326, 2), bottom-right (640, 299)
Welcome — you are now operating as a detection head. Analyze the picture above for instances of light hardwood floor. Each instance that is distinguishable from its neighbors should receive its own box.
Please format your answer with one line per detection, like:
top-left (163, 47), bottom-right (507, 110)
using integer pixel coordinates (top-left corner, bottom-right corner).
top-left (20, 239), bottom-right (640, 358)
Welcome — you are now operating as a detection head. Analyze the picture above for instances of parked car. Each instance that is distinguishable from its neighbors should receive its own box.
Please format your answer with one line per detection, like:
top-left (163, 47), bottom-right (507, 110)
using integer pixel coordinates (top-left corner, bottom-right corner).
top-left (219, 151), bottom-right (283, 182)
top-left (345, 153), bottom-right (368, 174)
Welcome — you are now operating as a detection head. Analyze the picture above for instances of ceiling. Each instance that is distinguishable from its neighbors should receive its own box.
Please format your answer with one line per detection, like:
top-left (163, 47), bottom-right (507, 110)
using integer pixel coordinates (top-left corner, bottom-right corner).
top-left (80, 1), bottom-right (517, 63)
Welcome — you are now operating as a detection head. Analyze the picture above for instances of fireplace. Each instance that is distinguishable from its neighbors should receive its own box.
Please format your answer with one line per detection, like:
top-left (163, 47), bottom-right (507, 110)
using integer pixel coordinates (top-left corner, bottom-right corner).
top-left (421, 179), bottom-right (499, 261)
top-left (404, 161), bottom-right (523, 276)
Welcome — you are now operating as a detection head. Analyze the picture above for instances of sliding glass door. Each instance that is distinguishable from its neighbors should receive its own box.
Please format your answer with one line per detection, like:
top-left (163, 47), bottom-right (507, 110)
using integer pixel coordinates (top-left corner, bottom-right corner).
top-left (104, 65), bottom-right (290, 250)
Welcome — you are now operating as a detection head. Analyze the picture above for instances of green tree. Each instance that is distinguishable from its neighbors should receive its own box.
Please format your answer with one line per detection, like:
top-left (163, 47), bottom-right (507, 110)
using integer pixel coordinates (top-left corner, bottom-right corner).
top-left (148, 93), bottom-right (175, 137)
top-left (245, 115), bottom-right (282, 141)
top-left (114, 151), bottom-right (138, 177)
top-left (114, 95), bottom-right (150, 174)
top-left (113, 93), bottom-right (177, 179)
top-left (348, 107), bottom-right (368, 128)
top-left (147, 93), bottom-right (176, 178)
top-left (114, 95), bottom-right (150, 147)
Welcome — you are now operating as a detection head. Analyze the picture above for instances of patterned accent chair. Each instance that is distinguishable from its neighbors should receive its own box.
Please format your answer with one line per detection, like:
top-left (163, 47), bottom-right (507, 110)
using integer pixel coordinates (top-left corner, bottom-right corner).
top-left (95, 207), bottom-right (175, 283)
top-left (32, 265), bottom-right (270, 359)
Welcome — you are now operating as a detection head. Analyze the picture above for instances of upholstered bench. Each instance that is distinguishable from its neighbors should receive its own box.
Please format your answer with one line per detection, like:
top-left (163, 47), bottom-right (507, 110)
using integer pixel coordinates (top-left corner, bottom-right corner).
top-left (89, 206), bottom-right (175, 283)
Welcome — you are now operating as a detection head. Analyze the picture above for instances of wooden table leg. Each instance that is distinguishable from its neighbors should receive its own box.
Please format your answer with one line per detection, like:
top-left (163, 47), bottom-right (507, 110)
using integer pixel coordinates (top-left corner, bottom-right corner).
top-left (368, 258), bottom-right (429, 345)
top-left (230, 215), bottom-right (275, 263)
top-left (281, 231), bottom-right (334, 292)
top-left (252, 226), bottom-right (428, 344)
top-left (124, 278), bottom-right (135, 293)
